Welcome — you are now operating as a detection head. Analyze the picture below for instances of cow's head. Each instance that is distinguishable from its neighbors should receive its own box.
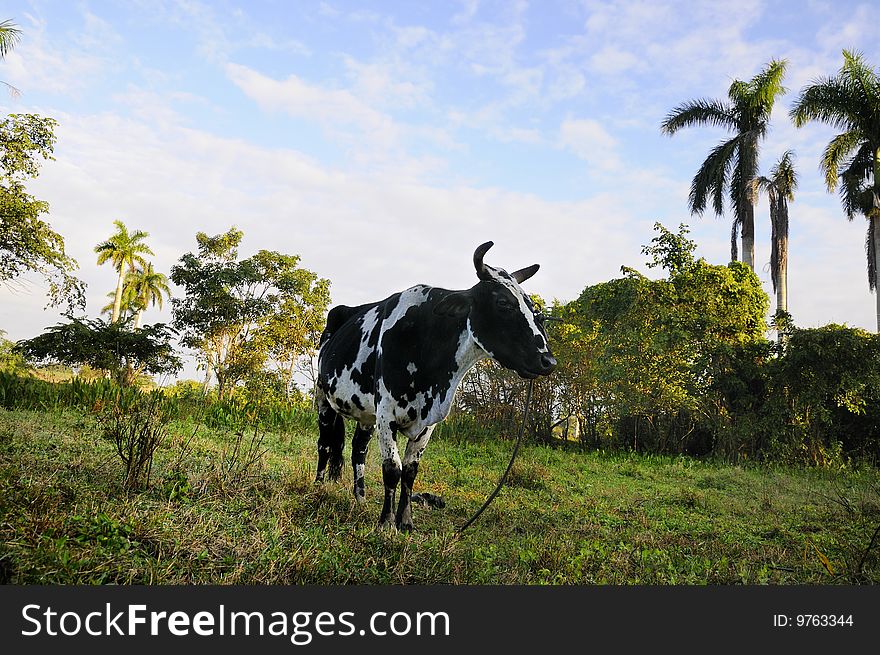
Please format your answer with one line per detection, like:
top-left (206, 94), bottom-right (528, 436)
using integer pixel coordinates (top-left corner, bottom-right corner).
top-left (435, 241), bottom-right (557, 379)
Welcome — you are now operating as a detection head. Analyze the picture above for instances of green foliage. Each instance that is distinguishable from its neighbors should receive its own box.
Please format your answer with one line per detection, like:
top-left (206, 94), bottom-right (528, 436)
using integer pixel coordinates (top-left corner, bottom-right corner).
top-left (769, 325), bottom-right (880, 465)
top-left (171, 227), bottom-right (331, 399)
top-left (552, 223), bottom-right (768, 455)
top-left (0, 330), bottom-right (29, 374)
top-left (0, 113), bottom-right (85, 310)
top-left (15, 317), bottom-right (182, 387)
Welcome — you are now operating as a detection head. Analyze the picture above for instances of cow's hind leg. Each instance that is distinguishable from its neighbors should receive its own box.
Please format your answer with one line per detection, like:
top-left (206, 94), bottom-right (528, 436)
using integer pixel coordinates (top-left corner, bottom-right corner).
top-left (351, 423), bottom-right (373, 503)
top-left (316, 392), bottom-right (345, 483)
top-left (377, 418), bottom-right (401, 530)
top-left (396, 426), bottom-right (434, 532)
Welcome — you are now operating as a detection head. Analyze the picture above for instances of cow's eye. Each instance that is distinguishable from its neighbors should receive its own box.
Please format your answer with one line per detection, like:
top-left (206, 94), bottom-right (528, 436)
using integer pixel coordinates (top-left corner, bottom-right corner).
top-left (496, 297), bottom-right (514, 311)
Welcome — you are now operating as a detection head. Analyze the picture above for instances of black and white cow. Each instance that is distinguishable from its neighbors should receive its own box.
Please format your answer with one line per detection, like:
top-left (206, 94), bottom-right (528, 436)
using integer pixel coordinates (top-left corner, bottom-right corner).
top-left (314, 241), bottom-right (557, 531)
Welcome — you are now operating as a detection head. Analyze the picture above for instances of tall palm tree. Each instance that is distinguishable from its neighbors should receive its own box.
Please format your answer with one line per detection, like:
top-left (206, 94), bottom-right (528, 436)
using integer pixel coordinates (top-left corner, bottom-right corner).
top-left (94, 220), bottom-right (154, 324)
top-left (0, 19), bottom-right (22, 96)
top-left (661, 59), bottom-right (788, 270)
top-left (790, 50), bottom-right (880, 332)
top-left (752, 150), bottom-right (797, 317)
top-left (126, 262), bottom-right (171, 328)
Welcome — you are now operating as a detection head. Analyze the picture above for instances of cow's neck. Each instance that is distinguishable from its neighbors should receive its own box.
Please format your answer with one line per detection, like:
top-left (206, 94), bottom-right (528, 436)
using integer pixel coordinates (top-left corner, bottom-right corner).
top-left (423, 319), bottom-right (490, 426)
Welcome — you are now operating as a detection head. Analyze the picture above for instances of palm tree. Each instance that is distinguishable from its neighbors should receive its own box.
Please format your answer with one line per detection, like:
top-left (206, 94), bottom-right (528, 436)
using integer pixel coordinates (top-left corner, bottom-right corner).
top-left (752, 150), bottom-right (797, 317)
top-left (100, 289), bottom-right (137, 321)
top-left (661, 59), bottom-right (788, 270)
top-left (1, 19), bottom-right (22, 96)
top-left (94, 220), bottom-right (154, 323)
top-left (790, 50), bottom-right (880, 332)
top-left (126, 262), bottom-right (171, 328)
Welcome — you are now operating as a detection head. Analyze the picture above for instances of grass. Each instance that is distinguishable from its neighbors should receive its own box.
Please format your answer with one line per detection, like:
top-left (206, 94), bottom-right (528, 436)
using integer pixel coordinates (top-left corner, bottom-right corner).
top-left (0, 406), bottom-right (878, 584)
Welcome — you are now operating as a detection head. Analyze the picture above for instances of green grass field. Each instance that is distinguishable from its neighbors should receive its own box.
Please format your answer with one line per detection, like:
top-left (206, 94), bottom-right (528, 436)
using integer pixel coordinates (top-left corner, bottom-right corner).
top-left (1, 407), bottom-right (878, 584)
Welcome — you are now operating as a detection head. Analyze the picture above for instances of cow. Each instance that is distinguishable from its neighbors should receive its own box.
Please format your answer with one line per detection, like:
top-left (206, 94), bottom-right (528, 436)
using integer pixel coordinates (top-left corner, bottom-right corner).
top-left (314, 241), bottom-right (557, 531)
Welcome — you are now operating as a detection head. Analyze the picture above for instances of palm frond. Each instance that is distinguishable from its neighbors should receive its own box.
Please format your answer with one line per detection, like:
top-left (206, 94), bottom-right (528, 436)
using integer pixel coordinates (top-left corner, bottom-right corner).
top-left (772, 149), bottom-right (798, 200)
top-left (840, 49), bottom-right (880, 108)
top-left (689, 136), bottom-right (739, 215)
top-left (0, 20), bottom-right (22, 58)
top-left (821, 130), bottom-right (864, 191)
top-left (789, 76), bottom-right (867, 131)
top-left (747, 58), bottom-right (788, 112)
top-left (661, 98), bottom-right (737, 134)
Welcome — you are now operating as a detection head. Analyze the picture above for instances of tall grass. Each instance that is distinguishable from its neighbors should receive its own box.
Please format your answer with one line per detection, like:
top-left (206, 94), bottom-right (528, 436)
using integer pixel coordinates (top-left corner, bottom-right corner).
top-left (0, 372), bottom-right (317, 434)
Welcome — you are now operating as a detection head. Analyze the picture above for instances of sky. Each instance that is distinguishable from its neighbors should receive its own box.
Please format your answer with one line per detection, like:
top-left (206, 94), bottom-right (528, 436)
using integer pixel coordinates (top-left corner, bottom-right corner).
top-left (1, 0), bottom-right (878, 381)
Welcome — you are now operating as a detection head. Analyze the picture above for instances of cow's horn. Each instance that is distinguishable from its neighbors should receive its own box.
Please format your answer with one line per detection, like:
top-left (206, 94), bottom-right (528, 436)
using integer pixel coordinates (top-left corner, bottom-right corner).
top-left (474, 241), bottom-right (494, 281)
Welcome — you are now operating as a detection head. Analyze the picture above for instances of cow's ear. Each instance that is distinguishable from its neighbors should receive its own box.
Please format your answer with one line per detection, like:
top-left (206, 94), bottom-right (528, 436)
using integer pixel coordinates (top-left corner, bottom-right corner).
top-left (511, 264), bottom-right (539, 284)
top-left (433, 291), bottom-right (473, 318)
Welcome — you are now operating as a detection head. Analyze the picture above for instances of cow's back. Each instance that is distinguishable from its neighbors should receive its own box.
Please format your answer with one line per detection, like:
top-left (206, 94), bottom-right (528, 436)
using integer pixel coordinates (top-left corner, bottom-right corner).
top-left (317, 295), bottom-right (398, 422)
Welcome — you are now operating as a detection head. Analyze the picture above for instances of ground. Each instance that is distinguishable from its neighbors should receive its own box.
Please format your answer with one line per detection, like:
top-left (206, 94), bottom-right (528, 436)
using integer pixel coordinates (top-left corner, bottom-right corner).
top-left (0, 407), bottom-right (878, 584)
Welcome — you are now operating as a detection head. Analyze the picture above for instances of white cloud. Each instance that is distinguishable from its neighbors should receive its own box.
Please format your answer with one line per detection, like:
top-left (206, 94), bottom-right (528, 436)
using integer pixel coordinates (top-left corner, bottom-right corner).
top-left (558, 118), bottom-right (620, 170)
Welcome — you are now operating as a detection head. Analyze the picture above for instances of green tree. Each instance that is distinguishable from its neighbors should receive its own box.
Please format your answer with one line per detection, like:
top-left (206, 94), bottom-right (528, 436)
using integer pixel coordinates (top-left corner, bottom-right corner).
top-left (94, 220), bottom-right (154, 324)
top-left (790, 50), bottom-right (880, 331)
top-left (126, 262), bottom-right (171, 329)
top-left (1, 114), bottom-right (85, 310)
top-left (16, 317), bottom-right (181, 387)
top-left (661, 59), bottom-right (788, 270)
top-left (171, 227), bottom-right (331, 399)
top-left (0, 328), bottom-right (29, 374)
top-left (558, 223), bottom-right (768, 455)
top-left (752, 150), bottom-right (798, 317)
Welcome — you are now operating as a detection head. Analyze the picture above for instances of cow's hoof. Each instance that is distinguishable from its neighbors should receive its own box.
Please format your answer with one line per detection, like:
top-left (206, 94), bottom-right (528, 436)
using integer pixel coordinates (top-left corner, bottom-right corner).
top-left (396, 520), bottom-right (413, 533)
top-left (328, 463), bottom-right (343, 482)
top-left (353, 492), bottom-right (367, 504)
top-left (314, 474), bottom-right (325, 485)
top-left (379, 518), bottom-right (397, 533)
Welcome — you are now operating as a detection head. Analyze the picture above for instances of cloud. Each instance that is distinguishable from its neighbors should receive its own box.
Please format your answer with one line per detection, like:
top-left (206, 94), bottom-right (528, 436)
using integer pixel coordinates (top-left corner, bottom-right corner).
top-left (558, 118), bottom-right (620, 170)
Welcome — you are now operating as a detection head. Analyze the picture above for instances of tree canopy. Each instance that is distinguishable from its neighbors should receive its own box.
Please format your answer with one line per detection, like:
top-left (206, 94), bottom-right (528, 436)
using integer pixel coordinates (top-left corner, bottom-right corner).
top-left (171, 227), bottom-right (331, 398)
top-left (0, 114), bottom-right (84, 310)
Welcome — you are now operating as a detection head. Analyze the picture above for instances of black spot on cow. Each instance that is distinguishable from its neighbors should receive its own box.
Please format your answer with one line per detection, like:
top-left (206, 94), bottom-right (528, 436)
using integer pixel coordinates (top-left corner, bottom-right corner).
top-left (351, 395), bottom-right (364, 411)
top-left (407, 407), bottom-right (417, 422)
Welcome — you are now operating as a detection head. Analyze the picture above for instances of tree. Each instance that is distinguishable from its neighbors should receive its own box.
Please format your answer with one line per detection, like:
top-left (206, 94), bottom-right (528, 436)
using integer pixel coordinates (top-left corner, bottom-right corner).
top-left (661, 59), bottom-right (788, 270)
top-left (557, 223), bottom-right (768, 455)
top-left (126, 262), bottom-right (171, 329)
top-left (752, 150), bottom-right (798, 317)
top-left (94, 220), bottom-right (154, 324)
top-left (16, 317), bottom-right (182, 387)
top-left (171, 227), bottom-right (331, 399)
top-left (790, 50), bottom-right (880, 331)
top-left (0, 114), bottom-right (85, 310)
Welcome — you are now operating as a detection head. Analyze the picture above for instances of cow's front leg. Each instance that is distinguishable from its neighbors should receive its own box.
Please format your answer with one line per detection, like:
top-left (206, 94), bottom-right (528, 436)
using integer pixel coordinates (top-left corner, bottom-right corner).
top-left (377, 418), bottom-right (401, 530)
top-left (396, 425), bottom-right (434, 532)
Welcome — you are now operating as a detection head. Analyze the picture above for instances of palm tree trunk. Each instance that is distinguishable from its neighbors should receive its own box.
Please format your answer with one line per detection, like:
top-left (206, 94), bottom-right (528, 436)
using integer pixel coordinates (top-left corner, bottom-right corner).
top-left (872, 214), bottom-right (880, 333)
top-left (111, 267), bottom-right (125, 323)
top-left (134, 310), bottom-right (143, 329)
top-left (777, 245), bottom-right (788, 314)
top-left (741, 202), bottom-right (755, 271)
top-left (874, 154), bottom-right (880, 333)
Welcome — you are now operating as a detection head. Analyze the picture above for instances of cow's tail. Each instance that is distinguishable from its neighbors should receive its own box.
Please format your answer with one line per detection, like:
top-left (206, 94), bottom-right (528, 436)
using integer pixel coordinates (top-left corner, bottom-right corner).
top-left (314, 385), bottom-right (345, 483)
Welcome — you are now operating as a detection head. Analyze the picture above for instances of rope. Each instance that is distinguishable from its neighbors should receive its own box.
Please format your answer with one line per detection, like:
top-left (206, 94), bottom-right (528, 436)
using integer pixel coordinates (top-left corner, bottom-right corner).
top-left (457, 378), bottom-right (534, 533)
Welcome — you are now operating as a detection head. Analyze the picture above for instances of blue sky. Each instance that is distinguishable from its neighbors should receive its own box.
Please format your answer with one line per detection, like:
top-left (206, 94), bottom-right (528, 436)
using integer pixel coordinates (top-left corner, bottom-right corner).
top-left (1, 1), bottom-right (879, 379)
